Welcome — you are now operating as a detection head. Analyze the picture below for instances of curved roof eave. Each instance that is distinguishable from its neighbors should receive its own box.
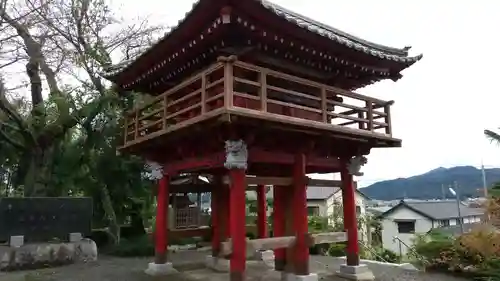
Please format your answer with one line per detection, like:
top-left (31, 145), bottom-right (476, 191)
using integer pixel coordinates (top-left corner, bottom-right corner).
top-left (101, 0), bottom-right (422, 80)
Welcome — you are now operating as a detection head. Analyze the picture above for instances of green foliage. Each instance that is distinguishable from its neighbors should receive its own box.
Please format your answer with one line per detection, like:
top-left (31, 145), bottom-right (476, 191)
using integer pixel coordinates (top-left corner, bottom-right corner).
top-left (88, 229), bottom-right (113, 248)
top-left (410, 226), bottom-right (500, 279)
top-left (375, 248), bottom-right (401, 263)
top-left (327, 243), bottom-right (346, 257)
top-left (108, 235), bottom-right (154, 257)
top-left (308, 215), bottom-right (332, 233)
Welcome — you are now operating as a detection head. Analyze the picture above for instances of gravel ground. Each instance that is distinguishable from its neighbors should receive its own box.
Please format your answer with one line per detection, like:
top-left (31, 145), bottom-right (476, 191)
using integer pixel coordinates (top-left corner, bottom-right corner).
top-left (0, 250), bottom-right (471, 281)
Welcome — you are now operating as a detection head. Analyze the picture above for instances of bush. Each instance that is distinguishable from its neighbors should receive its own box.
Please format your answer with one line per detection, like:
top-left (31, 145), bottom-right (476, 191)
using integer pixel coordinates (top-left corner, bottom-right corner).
top-left (108, 235), bottom-right (154, 257)
top-left (375, 248), bottom-right (400, 263)
top-left (310, 244), bottom-right (329, 255)
top-left (120, 225), bottom-right (146, 240)
top-left (87, 229), bottom-right (112, 248)
top-left (327, 243), bottom-right (346, 257)
top-left (412, 225), bottom-right (500, 278)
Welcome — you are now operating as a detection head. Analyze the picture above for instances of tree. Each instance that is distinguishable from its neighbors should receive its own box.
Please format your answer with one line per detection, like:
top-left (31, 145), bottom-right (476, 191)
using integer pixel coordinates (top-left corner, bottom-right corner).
top-left (0, 0), bottom-right (165, 244)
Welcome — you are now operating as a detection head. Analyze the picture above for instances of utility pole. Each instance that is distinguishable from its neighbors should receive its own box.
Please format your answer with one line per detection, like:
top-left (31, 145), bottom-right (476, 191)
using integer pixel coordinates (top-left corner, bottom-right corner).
top-left (481, 162), bottom-right (488, 198)
top-left (441, 184), bottom-right (446, 200)
top-left (452, 181), bottom-right (464, 234)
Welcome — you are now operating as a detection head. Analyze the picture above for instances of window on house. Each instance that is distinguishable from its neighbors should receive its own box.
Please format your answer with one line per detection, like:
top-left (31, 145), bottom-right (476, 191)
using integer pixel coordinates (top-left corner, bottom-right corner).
top-left (307, 206), bottom-right (320, 216)
top-left (396, 221), bottom-right (415, 233)
top-left (440, 220), bottom-right (450, 227)
top-left (356, 206), bottom-right (361, 215)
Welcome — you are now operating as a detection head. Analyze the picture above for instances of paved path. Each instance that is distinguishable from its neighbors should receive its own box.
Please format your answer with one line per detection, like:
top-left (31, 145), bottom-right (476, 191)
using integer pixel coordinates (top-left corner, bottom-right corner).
top-left (0, 250), bottom-right (470, 281)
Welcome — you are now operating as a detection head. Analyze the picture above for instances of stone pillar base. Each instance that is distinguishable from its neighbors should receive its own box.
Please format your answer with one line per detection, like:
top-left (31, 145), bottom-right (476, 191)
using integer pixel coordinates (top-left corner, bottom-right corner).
top-left (253, 250), bottom-right (274, 260)
top-left (282, 272), bottom-right (319, 281)
top-left (9, 235), bottom-right (24, 248)
top-left (144, 262), bottom-right (178, 276)
top-left (69, 232), bottom-right (83, 242)
top-left (205, 255), bottom-right (230, 272)
top-left (335, 264), bottom-right (375, 281)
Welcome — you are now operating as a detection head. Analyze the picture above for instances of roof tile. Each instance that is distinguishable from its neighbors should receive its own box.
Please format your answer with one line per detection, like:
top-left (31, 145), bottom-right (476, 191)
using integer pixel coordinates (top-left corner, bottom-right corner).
top-left (101, 0), bottom-right (422, 78)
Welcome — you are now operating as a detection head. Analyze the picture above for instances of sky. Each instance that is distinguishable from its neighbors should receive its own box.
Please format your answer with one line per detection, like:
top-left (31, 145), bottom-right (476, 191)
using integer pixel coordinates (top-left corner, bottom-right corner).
top-left (112, 0), bottom-right (500, 186)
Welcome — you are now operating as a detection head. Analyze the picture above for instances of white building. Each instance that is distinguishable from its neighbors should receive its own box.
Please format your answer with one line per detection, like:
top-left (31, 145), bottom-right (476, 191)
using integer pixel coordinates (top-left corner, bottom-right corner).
top-left (245, 179), bottom-right (371, 241)
top-left (378, 200), bottom-right (484, 256)
top-left (304, 180), bottom-right (370, 242)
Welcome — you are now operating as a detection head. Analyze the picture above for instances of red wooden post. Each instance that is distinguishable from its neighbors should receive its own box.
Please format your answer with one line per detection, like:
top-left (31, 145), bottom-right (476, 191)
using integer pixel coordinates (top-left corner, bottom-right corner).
top-left (256, 184), bottom-right (268, 238)
top-left (229, 168), bottom-right (247, 281)
top-left (341, 166), bottom-right (360, 266)
top-left (273, 186), bottom-right (286, 271)
top-left (211, 187), bottom-right (220, 257)
top-left (154, 174), bottom-right (170, 264)
top-left (292, 153), bottom-right (309, 275)
top-left (223, 184), bottom-right (231, 239)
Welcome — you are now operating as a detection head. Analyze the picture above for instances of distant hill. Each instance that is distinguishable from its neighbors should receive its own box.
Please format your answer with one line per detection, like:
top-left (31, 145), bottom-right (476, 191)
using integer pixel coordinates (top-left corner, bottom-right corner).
top-left (361, 166), bottom-right (500, 200)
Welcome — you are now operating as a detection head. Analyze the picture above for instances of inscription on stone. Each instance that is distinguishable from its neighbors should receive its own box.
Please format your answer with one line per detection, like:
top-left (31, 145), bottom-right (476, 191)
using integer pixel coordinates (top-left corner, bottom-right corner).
top-left (0, 197), bottom-right (92, 242)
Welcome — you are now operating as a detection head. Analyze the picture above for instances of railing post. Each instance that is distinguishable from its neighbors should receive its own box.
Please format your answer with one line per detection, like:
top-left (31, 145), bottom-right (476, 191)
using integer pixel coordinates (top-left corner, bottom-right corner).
top-left (366, 101), bottom-right (374, 132)
top-left (384, 103), bottom-right (392, 135)
top-left (259, 70), bottom-right (268, 112)
top-left (163, 95), bottom-right (168, 130)
top-left (357, 111), bottom-right (365, 129)
top-left (321, 87), bottom-right (327, 123)
top-left (222, 56), bottom-right (236, 109)
top-left (201, 73), bottom-right (207, 114)
top-left (134, 110), bottom-right (139, 139)
top-left (124, 115), bottom-right (129, 144)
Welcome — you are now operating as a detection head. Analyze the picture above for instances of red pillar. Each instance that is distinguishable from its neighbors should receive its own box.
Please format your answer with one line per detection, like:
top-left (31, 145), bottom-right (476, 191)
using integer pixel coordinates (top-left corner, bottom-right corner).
top-left (256, 184), bottom-right (268, 238)
top-left (223, 184), bottom-right (231, 239)
top-left (292, 153), bottom-right (309, 275)
top-left (273, 186), bottom-right (286, 271)
top-left (154, 174), bottom-right (170, 264)
top-left (211, 187), bottom-right (220, 257)
top-left (229, 168), bottom-right (246, 281)
top-left (341, 166), bottom-right (360, 266)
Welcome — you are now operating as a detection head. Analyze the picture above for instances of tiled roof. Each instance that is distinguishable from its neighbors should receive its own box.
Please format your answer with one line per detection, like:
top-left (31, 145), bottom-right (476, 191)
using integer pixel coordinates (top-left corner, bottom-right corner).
top-left (406, 201), bottom-right (485, 220)
top-left (259, 0), bottom-right (421, 62)
top-left (306, 186), bottom-right (339, 200)
top-left (102, 0), bottom-right (422, 78)
top-left (381, 200), bottom-right (486, 220)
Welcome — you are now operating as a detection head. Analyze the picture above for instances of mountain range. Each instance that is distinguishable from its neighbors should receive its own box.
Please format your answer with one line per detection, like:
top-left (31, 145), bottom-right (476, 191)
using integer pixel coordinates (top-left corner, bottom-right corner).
top-left (360, 166), bottom-right (500, 200)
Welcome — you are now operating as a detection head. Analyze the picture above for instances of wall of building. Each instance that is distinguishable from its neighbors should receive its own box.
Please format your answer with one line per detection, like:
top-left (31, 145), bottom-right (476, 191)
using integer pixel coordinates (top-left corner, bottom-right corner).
top-left (325, 192), bottom-right (368, 242)
top-left (307, 200), bottom-right (328, 217)
top-left (381, 207), bottom-right (433, 256)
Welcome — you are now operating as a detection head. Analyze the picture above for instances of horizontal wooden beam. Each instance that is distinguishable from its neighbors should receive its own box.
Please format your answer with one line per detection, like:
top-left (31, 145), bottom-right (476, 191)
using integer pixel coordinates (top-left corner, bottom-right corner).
top-left (248, 148), bottom-right (341, 169)
top-left (219, 232), bottom-right (347, 256)
top-left (307, 179), bottom-right (342, 187)
top-left (246, 176), bottom-right (292, 186)
top-left (311, 232), bottom-right (347, 245)
top-left (163, 152), bottom-right (225, 174)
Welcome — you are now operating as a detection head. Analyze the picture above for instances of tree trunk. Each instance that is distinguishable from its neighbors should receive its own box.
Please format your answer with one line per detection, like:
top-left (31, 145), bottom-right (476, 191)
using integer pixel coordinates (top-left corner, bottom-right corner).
top-left (129, 202), bottom-right (146, 237)
top-left (101, 184), bottom-right (120, 244)
top-left (22, 143), bottom-right (57, 197)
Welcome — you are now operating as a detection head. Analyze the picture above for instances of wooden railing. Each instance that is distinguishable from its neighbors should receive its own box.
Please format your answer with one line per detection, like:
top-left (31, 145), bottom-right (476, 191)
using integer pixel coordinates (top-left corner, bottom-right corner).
top-left (123, 58), bottom-right (394, 146)
top-left (124, 62), bottom-right (226, 144)
top-left (230, 61), bottom-right (393, 135)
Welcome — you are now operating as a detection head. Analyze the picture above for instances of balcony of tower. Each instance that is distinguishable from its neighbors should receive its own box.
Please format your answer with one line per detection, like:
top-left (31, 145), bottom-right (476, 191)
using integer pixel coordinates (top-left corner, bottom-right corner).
top-left (120, 55), bottom-right (399, 154)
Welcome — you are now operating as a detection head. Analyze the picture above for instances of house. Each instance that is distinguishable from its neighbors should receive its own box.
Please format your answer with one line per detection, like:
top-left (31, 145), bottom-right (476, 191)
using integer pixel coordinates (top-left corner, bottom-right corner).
top-left (379, 200), bottom-right (484, 255)
top-left (246, 179), bottom-right (371, 241)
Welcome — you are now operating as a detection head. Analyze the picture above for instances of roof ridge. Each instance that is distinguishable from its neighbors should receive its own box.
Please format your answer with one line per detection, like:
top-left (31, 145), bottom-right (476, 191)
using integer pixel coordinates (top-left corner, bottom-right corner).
top-left (259, 0), bottom-right (410, 56)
